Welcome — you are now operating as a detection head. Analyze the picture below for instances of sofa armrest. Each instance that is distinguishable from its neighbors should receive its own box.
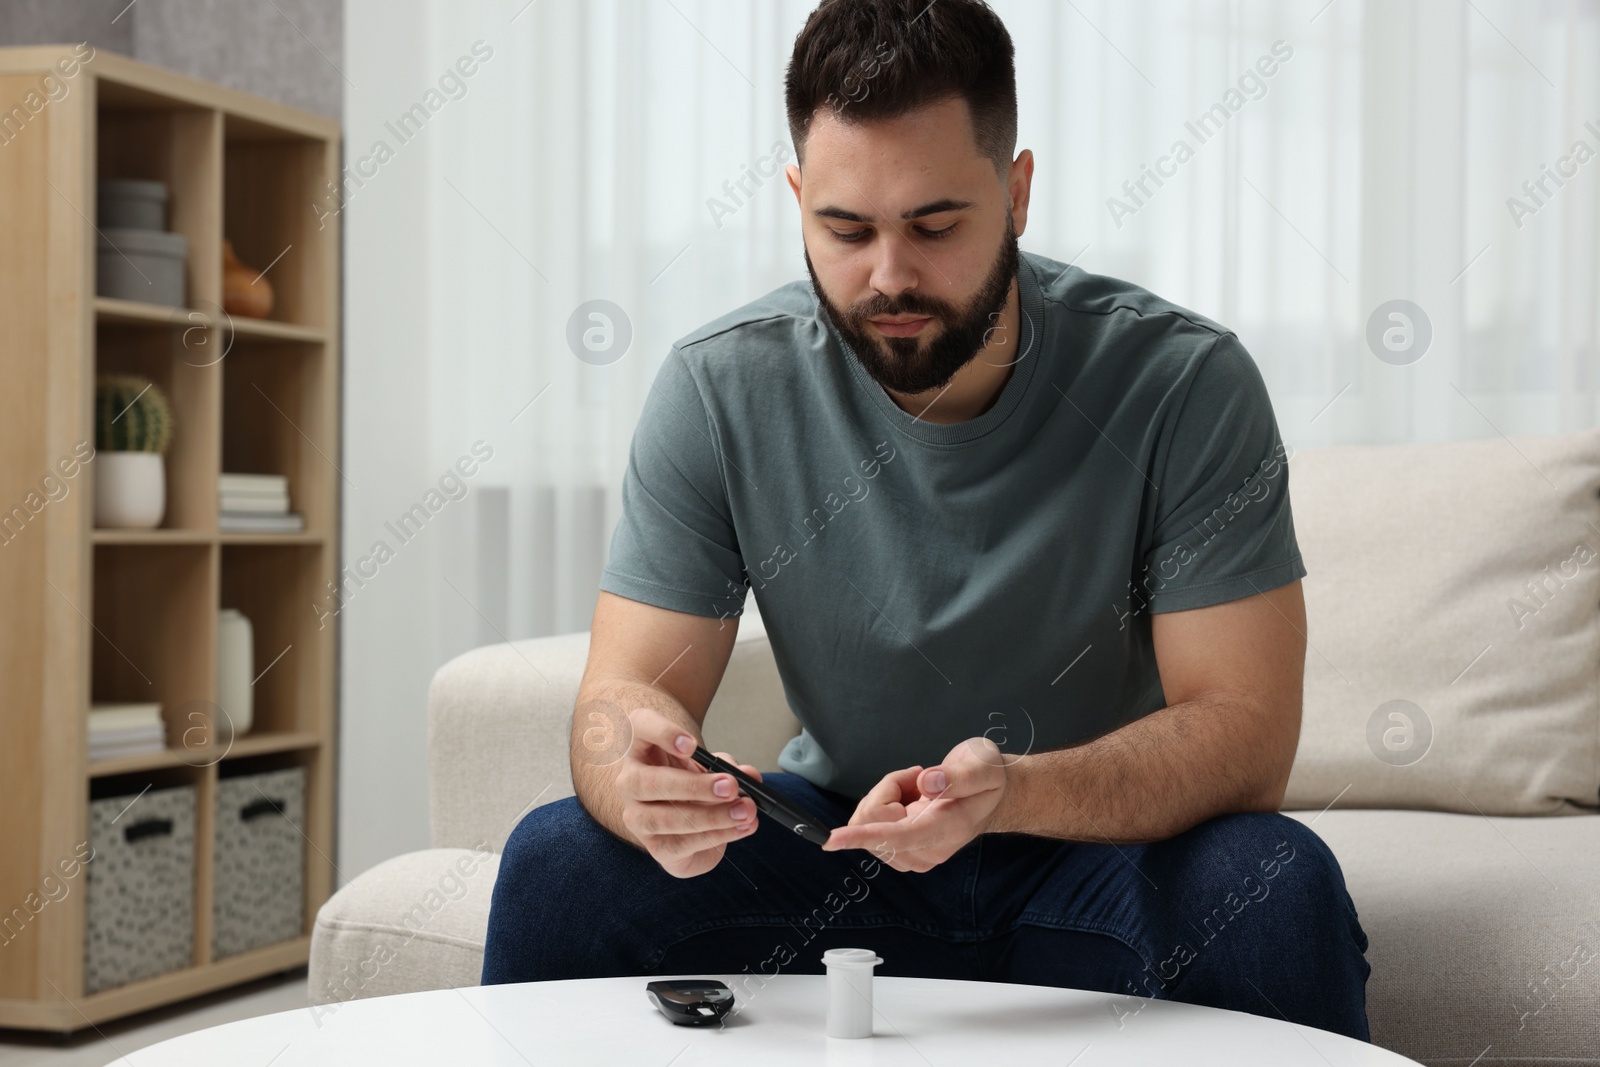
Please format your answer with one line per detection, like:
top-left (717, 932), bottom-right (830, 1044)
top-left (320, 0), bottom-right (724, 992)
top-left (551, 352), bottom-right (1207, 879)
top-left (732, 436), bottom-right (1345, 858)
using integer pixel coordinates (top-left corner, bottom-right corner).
top-left (427, 626), bottom-right (800, 852)
top-left (308, 848), bottom-right (498, 1008)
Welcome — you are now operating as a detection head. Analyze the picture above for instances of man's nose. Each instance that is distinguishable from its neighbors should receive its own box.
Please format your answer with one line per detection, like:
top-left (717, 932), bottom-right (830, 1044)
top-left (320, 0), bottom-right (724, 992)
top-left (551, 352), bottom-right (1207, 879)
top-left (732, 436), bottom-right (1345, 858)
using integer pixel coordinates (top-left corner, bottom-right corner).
top-left (866, 227), bottom-right (923, 298)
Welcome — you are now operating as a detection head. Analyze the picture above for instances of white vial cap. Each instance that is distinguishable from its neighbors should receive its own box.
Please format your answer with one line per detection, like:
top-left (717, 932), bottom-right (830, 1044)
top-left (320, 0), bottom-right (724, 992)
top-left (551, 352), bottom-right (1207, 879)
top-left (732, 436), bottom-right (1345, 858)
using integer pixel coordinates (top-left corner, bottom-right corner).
top-left (822, 947), bottom-right (883, 967)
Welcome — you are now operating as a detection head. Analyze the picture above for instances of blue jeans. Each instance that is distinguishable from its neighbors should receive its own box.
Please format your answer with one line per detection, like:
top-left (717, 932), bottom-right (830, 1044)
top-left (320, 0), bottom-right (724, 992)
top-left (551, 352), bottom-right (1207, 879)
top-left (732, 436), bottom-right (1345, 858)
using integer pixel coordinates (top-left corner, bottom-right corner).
top-left (481, 771), bottom-right (1371, 1040)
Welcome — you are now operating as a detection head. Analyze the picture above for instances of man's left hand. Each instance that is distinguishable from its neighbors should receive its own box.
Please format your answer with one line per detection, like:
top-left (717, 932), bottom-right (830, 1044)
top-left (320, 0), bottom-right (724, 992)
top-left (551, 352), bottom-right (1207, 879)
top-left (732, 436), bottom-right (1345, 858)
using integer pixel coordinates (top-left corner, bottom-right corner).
top-left (821, 737), bottom-right (1013, 872)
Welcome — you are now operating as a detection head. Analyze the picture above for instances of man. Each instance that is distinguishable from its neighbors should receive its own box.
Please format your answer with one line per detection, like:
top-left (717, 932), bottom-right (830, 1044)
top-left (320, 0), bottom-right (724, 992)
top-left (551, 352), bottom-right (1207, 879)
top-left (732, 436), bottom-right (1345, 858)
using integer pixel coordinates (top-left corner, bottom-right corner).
top-left (483, 0), bottom-right (1370, 1040)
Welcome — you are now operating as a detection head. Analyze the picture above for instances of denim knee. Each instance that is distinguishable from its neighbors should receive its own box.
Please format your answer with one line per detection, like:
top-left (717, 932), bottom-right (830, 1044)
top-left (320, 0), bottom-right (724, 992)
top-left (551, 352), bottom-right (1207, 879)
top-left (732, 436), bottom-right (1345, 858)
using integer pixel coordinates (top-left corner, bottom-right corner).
top-left (1138, 811), bottom-right (1370, 1039)
top-left (496, 796), bottom-right (614, 889)
top-left (1158, 812), bottom-right (1367, 954)
top-left (481, 796), bottom-right (654, 984)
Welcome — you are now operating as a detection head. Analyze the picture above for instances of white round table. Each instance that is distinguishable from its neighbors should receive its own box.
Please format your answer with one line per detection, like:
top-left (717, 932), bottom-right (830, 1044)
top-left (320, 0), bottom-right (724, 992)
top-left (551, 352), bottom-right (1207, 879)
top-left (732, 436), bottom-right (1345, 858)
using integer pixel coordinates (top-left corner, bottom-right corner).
top-left (124, 974), bottom-right (1421, 1065)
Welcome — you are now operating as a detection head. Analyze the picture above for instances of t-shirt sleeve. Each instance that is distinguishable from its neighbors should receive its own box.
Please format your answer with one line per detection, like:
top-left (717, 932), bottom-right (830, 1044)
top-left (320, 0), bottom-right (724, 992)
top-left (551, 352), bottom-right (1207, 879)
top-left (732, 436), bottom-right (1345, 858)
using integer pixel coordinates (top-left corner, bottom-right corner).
top-left (1143, 332), bottom-right (1305, 613)
top-left (597, 346), bottom-right (749, 619)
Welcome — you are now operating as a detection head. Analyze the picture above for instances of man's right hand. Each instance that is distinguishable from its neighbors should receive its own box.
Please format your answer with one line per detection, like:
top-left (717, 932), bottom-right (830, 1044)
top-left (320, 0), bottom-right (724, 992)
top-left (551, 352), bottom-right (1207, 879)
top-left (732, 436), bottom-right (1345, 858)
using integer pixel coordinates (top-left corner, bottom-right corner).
top-left (614, 706), bottom-right (763, 878)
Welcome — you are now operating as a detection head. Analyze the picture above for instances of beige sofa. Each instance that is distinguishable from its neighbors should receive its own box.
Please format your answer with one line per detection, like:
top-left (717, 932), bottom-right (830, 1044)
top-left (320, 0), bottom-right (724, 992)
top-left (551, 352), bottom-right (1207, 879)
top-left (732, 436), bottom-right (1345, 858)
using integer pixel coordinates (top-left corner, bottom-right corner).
top-left (310, 430), bottom-right (1600, 1066)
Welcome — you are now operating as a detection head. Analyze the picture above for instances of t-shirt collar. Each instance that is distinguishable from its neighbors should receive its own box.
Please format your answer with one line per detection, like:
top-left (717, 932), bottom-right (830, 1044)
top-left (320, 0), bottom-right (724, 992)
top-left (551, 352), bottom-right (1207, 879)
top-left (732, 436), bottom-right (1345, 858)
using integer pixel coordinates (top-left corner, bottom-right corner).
top-left (829, 251), bottom-right (1045, 448)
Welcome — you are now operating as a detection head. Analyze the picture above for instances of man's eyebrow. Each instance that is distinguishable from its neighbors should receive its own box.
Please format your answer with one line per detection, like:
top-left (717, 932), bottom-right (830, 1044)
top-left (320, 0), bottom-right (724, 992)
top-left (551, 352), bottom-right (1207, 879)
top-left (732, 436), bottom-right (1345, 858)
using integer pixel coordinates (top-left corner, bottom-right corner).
top-left (812, 198), bottom-right (977, 224)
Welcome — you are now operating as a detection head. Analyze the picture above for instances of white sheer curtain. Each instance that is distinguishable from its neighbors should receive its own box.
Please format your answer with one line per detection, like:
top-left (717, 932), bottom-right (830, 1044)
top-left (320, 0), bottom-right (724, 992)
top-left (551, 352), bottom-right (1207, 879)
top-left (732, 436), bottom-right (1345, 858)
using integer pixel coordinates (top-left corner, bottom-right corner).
top-left (419, 0), bottom-right (1600, 636)
top-left (341, 0), bottom-right (1600, 869)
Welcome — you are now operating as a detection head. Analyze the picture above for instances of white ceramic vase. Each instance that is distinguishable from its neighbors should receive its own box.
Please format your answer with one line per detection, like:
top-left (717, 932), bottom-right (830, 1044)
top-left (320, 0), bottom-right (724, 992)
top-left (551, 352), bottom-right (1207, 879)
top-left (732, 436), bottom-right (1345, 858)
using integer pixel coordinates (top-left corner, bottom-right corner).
top-left (94, 451), bottom-right (165, 528)
top-left (216, 608), bottom-right (254, 742)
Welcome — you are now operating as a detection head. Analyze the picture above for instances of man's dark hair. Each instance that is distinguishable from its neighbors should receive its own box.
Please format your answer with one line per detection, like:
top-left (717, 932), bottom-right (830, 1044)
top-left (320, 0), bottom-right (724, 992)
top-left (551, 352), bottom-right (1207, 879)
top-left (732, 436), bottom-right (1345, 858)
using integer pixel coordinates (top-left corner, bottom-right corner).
top-left (784, 0), bottom-right (1017, 178)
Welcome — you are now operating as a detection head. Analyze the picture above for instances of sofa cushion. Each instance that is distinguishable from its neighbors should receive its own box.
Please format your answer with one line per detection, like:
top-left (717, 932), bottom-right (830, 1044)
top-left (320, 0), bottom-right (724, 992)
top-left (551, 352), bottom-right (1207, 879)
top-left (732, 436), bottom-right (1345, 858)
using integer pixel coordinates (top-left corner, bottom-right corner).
top-left (1284, 428), bottom-right (1600, 814)
top-left (308, 848), bottom-right (499, 1011)
top-left (1289, 809), bottom-right (1600, 1066)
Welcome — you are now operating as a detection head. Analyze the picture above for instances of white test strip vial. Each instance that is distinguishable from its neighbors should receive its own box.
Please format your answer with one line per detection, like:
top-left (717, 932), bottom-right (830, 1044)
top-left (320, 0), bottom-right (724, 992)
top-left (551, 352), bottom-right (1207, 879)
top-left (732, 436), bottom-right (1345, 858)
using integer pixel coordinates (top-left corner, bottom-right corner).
top-left (822, 947), bottom-right (884, 1039)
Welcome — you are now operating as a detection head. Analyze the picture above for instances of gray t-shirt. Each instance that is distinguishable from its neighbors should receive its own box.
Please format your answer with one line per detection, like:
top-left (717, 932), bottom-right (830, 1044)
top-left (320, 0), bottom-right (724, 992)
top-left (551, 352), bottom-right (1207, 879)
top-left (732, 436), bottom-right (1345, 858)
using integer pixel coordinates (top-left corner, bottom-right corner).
top-left (598, 249), bottom-right (1304, 801)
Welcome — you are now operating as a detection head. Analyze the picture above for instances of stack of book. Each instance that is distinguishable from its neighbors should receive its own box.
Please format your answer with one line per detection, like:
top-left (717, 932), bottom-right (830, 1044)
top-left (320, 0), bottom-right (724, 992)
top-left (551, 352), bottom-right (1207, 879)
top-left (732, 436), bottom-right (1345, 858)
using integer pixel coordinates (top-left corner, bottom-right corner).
top-left (89, 702), bottom-right (165, 762)
top-left (219, 472), bottom-right (304, 533)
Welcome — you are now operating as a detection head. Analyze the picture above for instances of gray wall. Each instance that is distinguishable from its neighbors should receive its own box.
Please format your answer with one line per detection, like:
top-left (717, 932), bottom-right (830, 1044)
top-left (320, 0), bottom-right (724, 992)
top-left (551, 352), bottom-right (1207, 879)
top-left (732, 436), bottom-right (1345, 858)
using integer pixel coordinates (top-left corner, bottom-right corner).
top-left (0, 0), bottom-right (341, 118)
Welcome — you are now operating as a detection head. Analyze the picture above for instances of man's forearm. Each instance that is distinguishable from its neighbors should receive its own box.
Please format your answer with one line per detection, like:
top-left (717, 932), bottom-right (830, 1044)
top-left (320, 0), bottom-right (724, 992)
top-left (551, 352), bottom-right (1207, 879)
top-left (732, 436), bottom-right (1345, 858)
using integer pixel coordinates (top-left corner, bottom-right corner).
top-left (569, 677), bottom-right (704, 852)
top-left (984, 693), bottom-right (1296, 844)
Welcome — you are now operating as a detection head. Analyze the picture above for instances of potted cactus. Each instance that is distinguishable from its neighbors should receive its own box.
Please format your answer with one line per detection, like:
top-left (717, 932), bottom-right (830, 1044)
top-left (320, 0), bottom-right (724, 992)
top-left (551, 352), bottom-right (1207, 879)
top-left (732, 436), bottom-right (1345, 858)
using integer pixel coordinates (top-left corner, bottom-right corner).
top-left (94, 374), bottom-right (172, 528)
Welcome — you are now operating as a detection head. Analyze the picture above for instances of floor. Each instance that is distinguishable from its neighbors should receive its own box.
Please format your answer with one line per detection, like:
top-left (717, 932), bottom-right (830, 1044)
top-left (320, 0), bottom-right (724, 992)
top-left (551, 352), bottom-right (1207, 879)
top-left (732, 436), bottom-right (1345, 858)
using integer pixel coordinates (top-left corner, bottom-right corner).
top-left (0, 970), bottom-right (307, 1067)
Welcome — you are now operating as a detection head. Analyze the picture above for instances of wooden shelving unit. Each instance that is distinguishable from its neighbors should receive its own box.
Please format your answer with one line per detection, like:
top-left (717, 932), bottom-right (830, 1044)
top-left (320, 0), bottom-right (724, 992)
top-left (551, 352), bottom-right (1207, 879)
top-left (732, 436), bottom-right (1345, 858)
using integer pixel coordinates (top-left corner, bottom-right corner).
top-left (0, 46), bottom-right (340, 1031)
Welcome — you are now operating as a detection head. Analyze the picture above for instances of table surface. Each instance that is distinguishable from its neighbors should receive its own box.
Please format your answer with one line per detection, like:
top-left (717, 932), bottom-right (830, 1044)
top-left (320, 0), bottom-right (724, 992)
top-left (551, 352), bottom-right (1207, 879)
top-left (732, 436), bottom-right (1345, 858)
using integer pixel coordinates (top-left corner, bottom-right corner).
top-left (119, 974), bottom-right (1421, 1065)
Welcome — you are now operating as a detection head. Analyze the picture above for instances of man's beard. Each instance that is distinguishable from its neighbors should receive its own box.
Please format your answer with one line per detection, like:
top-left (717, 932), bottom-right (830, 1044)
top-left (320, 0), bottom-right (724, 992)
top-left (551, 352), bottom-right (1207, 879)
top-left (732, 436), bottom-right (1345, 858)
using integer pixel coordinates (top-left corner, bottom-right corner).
top-left (806, 211), bottom-right (1019, 396)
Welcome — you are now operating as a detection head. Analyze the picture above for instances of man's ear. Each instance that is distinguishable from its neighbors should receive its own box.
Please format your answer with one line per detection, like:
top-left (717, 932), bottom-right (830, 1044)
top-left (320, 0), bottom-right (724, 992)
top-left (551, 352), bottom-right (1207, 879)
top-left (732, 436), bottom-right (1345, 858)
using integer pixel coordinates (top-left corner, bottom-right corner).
top-left (1007, 148), bottom-right (1035, 238)
top-left (785, 162), bottom-right (802, 205)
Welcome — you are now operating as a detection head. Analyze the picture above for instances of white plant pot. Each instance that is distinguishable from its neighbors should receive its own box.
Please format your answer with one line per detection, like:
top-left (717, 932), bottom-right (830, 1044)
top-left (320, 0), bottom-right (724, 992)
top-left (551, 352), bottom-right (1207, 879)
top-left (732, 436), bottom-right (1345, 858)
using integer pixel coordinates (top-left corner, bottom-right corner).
top-left (94, 451), bottom-right (166, 529)
top-left (216, 608), bottom-right (254, 742)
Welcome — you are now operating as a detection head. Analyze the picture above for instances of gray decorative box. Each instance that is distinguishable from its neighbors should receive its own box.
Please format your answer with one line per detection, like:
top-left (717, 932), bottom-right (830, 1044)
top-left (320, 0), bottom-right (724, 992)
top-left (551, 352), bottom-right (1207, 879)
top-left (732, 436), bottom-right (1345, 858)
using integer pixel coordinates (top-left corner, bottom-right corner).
top-left (95, 227), bottom-right (187, 307)
top-left (85, 783), bottom-right (196, 994)
top-left (97, 178), bottom-right (169, 231)
top-left (212, 767), bottom-right (305, 959)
